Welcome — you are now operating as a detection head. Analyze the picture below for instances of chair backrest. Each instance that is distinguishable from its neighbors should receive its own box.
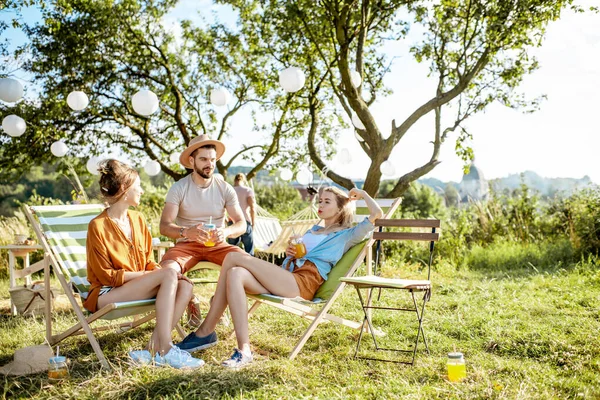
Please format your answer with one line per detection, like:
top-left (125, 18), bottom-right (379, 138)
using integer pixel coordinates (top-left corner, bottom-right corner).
top-left (354, 198), bottom-right (399, 223)
top-left (313, 240), bottom-right (367, 301)
top-left (372, 219), bottom-right (441, 279)
top-left (27, 204), bottom-right (105, 299)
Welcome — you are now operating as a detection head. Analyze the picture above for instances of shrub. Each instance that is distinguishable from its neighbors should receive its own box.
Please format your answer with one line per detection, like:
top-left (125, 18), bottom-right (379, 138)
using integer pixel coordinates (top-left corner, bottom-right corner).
top-left (254, 183), bottom-right (308, 220)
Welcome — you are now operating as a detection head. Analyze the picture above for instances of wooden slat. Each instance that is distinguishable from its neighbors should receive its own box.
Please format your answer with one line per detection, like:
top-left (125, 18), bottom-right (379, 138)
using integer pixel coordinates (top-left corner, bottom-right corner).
top-left (372, 232), bottom-right (440, 242)
top-left (374, 219), bottom-right (441, 228)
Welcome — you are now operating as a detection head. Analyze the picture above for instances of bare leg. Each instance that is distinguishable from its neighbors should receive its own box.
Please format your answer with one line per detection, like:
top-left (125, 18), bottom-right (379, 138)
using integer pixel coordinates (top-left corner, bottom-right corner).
top-left (97, 268), bottom-right (179, 354)
top-left (194, 257), bottom-right (238, 337)
top-left (161, 259), bottom-right (183, 273)
top-left (226, 267), bottom-right (272, 349)
top-left (172, 280), bottom-right (194, 328)
top-left (196, 252), bottom-right (299, 342)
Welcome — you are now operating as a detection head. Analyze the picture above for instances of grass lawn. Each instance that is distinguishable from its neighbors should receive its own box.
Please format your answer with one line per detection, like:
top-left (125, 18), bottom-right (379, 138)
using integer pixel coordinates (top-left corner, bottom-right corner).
top-left (0, 252), bottom-right (599, 399)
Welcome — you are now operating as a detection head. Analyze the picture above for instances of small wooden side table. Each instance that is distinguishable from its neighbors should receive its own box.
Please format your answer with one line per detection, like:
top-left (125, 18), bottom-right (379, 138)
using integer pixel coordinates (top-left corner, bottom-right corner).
top-left (0, 244), bottom-right (44, 315)
top-left (152, 241), bottom-right (174, 262)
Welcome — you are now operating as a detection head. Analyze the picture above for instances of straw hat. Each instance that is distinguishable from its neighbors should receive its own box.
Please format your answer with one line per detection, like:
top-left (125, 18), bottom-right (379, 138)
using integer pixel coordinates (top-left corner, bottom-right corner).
top-left (179, 134), bottom-right (226, 169)
top-left (0, 345), bottom-right (53, 376)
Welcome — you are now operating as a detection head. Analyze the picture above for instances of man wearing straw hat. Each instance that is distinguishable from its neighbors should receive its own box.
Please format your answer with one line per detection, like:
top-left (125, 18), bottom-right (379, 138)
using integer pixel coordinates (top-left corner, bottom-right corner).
top-left (159, 135), bottom-right (247, 274)
top-left (159, 135), bottom-right (247, 350)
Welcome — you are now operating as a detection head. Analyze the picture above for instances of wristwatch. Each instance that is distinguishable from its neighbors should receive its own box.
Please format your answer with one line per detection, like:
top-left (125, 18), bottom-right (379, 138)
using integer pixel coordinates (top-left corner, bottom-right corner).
top-left (179, 227), bottom-right (186, 238)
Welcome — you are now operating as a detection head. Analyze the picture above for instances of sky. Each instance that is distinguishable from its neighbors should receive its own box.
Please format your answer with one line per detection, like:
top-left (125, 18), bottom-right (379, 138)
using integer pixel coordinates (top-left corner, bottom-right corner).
top-left (2, 1), bottom-right (599, 184)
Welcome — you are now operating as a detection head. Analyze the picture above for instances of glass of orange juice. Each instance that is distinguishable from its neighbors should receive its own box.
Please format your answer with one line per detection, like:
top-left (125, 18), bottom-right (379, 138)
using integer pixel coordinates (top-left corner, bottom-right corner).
top-left (203, 223), bottom-right (216, 247)
top-left (291, 237), bottom-right (307, 258)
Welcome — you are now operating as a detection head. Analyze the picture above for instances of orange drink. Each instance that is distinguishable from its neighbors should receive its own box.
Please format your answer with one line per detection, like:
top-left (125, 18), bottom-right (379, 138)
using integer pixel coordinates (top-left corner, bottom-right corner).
top-left (204, 223), bottom-right (216, 247)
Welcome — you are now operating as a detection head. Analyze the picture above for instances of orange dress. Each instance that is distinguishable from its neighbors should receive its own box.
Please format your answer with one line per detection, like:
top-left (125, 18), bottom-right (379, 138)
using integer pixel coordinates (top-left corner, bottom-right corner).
top-left (83, 209), bottom-right (159, 312)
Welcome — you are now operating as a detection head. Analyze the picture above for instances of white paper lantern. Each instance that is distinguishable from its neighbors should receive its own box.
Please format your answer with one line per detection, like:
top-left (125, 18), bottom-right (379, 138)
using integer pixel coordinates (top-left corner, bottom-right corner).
top-left (131, 89), bottom-right (159, 116)
top-left (144, 160), bottom-right (161, 176)
top-left (0, 78), bottom-right (24, 103)
top-left (380, 160), bottom-right (396, 176)
top-left (279, 168), bottom-right (293, 181)
top-left (296, 168), bottom-right (312, 186)
top-left (210, 88), bottom-right (230, 107)
top-left (50, 140), bottom-right (68, 157)
top-left (2, 115), bottom-right (26, 137)
top-left (67, 91), bottom-right (89, 111)
top-left (350, 70), bottom-right (362, 87)
top-left (279, 67), bottom-right (305, 93)
top-left (169, 152), bottom-right (180, 164)
top-left (351, 113), bottom-right (365, 130)
top-left (338, 148), bottom-right (352, 165)
top-left (86, 156), bottom-right (101, 175)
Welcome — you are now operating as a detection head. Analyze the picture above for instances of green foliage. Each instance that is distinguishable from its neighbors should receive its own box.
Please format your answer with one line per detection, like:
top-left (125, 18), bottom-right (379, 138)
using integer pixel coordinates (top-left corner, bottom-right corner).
top-left (397, 183), bottom-right (449, 220)
top-left (1, 250), bottom-right (599, 398)
top-left (254, 183), bottom-right (308, 220)
top-left (548, 185), bottom-right (600, 256)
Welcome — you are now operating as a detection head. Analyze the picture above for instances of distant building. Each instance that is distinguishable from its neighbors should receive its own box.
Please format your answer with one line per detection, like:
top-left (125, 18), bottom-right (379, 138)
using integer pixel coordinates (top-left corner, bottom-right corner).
top-left (459, 162), bottom-right (488, 202)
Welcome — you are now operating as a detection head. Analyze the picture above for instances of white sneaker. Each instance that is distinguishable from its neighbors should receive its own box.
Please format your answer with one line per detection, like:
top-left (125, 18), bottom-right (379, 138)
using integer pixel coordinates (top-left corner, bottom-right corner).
top-left (154, 346), bottom-right (205, 369)
top-left (221, 348), bottom-right (253, 369)
top-left (128, 349), bottom-right (152, 366)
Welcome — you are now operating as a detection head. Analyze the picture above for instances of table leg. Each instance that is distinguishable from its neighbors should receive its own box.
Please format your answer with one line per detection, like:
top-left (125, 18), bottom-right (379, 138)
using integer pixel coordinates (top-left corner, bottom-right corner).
top-left (9, 251), bottom-right (17, 315)
top-left (23, 253), bottom-right (32, 286)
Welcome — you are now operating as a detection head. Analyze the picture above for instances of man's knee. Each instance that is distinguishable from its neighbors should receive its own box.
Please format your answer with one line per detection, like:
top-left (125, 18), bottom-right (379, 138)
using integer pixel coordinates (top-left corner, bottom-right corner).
top-left (161, 259), bottom-right (183, 273)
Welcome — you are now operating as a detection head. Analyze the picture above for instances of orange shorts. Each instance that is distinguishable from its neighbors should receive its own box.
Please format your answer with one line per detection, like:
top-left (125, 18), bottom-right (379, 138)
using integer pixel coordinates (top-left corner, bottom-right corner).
top-left (160, 240), bottom-right (244, 273)
top-left (291, 260), bottom-right (325, 300)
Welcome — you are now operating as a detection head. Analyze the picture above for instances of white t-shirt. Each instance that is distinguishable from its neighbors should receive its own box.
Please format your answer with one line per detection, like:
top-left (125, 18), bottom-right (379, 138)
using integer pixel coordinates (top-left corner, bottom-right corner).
top-left (165, 175), bottom-right (239, 229)
top-left (302, 231), bottom-right (327, 253)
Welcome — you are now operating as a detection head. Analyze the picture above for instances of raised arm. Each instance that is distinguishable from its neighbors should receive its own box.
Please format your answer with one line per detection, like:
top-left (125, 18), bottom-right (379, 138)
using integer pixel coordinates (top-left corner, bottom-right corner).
top-left (348, 188), bottom-right (383, 223)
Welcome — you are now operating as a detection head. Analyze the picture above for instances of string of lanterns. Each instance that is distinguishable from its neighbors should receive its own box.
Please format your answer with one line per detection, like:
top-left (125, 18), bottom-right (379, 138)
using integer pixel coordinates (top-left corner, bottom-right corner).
top-left (2, 67), bottom-right (392, 180)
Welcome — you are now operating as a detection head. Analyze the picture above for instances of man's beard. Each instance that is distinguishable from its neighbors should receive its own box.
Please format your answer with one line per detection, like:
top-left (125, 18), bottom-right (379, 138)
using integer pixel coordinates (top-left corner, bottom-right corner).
top-left (195, 166), bottom-right (213, 179)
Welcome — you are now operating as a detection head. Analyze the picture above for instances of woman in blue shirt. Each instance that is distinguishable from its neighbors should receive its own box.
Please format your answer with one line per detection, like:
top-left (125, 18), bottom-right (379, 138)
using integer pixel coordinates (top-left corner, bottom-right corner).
top-left (176, 187), bottom-right (383, 368)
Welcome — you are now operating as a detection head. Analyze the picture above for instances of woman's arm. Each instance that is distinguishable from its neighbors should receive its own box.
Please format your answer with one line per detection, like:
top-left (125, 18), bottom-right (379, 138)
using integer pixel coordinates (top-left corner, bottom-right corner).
top-left (349, 188), bottom-right (383, 223)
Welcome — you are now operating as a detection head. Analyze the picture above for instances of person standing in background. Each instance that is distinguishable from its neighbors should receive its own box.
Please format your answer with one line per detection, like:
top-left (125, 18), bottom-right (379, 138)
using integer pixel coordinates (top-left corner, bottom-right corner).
top-left (228, 173), bottom-right (256, 256)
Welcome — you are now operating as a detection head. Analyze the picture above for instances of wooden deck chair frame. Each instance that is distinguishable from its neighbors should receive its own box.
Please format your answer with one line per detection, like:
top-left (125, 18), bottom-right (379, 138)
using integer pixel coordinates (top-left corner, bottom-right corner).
top-left (25, 204), bottom-right (185, 370)
top-left (246, 197), bottom-right (402, 360)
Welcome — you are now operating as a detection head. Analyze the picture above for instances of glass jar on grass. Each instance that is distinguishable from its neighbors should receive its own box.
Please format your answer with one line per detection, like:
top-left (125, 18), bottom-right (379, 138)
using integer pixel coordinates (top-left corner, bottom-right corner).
top-left (447, 352), bottom-right (466, 382)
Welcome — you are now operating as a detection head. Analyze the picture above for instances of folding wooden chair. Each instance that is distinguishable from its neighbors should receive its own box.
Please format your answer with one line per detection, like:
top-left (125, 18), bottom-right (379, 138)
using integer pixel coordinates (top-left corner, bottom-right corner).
top-left (341, 218), bottom-right (441, 365)
top-left (247, 197), bottom-right (402, 359)
top-left (25, 204), bottom-right (185, 370)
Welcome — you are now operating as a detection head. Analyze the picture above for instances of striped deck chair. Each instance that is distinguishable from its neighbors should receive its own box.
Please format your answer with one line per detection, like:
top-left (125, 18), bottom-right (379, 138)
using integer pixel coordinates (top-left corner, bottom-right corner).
top-left (25, 204), bottom-right (184, 370)
top-left (247, 197), bottom-right (402, 359)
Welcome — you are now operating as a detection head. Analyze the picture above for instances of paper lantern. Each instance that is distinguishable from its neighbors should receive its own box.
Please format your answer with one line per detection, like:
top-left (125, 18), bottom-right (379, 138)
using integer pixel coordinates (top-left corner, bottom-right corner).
top-left (86, 157), bottom-right (101, 175)
top-left (350, 70), bottom-right (362, 87)
top-left (279, 168), bottom-right (293, 181)
top-left (351, 113), bottom-right (365, 130)
top-left (67, 91), bottom-right (89, 111)
top-left (354, 131), bottom-right (364, 142)
top-left (144, 160), bottom-right (161, 176)
top-left (50, 140), bottom-right (68, 157)
top-left (210, 88), bottom-right (230, 107)
top-left (296, 168), bottom-right (312, 186)
top-left (279, 67), bottom-right (305, 93)
top-left (338, 148), bottom-right (352, 165)
top-left (0, 78), bottom-right (24, 103)
top-left (2, 115), bottom-right (26, 137)
top-left (169, 152), bottom-right (180, 164)
top-left (380, 160), bottom-right (396, 176)
top-left (131, 89), bottom-right (159, 116)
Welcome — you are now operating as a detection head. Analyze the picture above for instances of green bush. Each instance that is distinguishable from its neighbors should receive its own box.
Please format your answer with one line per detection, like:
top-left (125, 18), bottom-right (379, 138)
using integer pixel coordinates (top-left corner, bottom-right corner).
top-left (254, 183), bottom-right (309, 220)
top-left (548, 185), bottom-right (600, 256)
